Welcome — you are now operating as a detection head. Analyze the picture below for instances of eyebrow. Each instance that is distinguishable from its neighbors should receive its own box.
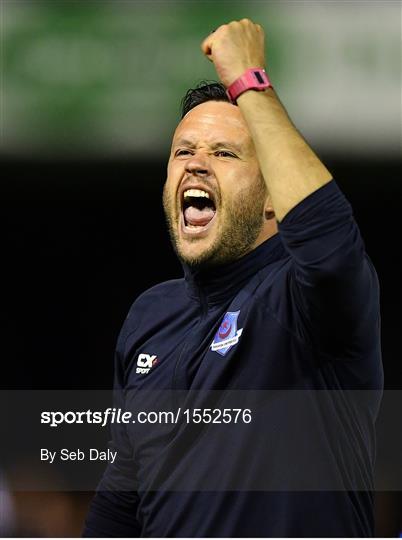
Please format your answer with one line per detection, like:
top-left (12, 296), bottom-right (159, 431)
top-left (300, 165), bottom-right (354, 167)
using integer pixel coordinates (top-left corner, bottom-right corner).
top-left (173, 139), bottom-right (197, 149)
top-left (173, 139), bottom-right (243, 154)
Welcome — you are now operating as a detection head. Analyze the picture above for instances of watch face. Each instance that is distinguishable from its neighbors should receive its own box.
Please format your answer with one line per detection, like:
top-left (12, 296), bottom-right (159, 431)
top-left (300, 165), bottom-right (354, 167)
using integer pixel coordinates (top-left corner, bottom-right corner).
top-left (254, 70), bottom-right (266, 84)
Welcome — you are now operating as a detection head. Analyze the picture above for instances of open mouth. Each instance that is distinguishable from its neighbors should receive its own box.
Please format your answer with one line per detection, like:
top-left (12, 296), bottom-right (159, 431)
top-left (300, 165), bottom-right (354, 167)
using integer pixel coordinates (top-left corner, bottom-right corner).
top-left (181, 188), bottom-right (217, 234)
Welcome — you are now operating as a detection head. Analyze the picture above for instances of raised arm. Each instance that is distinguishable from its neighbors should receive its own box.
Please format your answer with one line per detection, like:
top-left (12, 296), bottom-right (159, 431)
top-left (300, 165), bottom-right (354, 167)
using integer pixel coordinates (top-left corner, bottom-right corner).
top-left (202, 20), bottom-right (381, 356)
top-left (201, 18), bottom-right (333, 222)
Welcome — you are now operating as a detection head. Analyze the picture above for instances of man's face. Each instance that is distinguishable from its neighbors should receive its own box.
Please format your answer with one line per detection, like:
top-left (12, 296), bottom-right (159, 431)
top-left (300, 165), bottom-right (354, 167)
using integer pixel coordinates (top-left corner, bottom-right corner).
top-left (163, 100), bottom-right (268, 268)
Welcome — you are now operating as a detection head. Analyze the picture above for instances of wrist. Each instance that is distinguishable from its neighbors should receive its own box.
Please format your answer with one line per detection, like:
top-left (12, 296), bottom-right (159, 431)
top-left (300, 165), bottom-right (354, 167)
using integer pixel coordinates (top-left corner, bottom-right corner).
top-left (226, 67), bottom-right (273, 104)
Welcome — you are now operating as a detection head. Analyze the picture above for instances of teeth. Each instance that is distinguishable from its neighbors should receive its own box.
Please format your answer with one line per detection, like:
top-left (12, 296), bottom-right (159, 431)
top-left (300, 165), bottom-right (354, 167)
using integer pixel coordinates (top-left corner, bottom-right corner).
top-left (184, 189), bottom-right (210, 199)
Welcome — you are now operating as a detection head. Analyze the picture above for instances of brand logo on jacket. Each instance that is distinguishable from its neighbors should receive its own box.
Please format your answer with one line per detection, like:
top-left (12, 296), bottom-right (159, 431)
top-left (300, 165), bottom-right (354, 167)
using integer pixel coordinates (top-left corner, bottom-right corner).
top-left (136, 353), bottom-right (158, 374)
top-left (210, 310), bottom-right (243, 356)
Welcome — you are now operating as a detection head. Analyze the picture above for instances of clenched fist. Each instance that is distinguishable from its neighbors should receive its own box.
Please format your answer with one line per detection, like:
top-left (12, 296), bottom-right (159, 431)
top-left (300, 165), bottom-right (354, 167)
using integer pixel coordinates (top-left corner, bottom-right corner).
top-left (201, 19), bottom-right (266, 87)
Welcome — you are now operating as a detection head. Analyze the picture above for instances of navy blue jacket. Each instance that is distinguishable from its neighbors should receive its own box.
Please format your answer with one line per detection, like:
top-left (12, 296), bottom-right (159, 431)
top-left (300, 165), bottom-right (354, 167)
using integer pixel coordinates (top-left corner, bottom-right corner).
top-left (83, 181), bottom-right (383, 537)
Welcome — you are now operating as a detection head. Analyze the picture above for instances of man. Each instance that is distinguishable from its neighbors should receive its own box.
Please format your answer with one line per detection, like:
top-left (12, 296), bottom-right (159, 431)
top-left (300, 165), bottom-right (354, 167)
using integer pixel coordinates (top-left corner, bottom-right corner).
top-left (84, 20), bottom-right (383, 536)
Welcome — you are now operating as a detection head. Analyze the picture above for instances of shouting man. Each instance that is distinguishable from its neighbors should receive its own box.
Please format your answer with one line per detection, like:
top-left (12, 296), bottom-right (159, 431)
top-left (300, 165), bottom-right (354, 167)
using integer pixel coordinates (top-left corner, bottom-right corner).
top-left (84, 20), bottom-right (383, 537)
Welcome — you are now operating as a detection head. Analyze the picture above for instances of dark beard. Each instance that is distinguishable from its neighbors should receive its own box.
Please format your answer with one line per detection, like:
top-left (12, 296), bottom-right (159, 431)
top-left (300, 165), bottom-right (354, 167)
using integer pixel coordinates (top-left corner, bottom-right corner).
top-left (163, 177), bottom-right (267, 269)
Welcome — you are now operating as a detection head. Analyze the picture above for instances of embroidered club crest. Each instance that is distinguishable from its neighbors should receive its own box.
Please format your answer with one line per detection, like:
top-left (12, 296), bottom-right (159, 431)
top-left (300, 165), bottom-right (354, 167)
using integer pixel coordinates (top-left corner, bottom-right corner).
top-left (210, 310), bottom-right (243, 356)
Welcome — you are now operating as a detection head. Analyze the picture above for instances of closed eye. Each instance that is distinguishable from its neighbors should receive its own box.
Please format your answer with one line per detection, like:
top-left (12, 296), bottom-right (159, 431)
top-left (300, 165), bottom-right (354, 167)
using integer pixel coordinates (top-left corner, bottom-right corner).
top-left (174, 149), bottom-right (238, 158)
top-left (175, 149), bottom-right (193, 157)
top-left (214, 150), bottom-right (237, 158)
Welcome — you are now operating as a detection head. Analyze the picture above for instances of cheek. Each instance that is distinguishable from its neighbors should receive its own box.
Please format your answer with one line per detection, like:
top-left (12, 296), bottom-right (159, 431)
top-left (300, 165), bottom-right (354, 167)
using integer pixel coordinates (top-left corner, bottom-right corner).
top-left (221, 172), bottom-right (265, 212)
top-left (218, 167), bottom-right (249, 204)
top-left (165, 162), bottom-right (181, 195)
top-left (163, 181), bottom-right (174, 208)
top-left (163, 178), bottom-right (180, 220)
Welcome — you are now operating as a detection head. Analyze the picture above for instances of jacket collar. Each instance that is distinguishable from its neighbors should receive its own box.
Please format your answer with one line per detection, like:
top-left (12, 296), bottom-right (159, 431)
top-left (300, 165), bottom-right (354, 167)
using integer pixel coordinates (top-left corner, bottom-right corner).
top-left (183, 233), bottom-right (287, 305)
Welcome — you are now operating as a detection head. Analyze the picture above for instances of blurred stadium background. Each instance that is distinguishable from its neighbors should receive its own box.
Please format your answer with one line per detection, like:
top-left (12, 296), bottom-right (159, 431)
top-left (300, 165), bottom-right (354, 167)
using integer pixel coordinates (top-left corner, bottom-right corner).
top-left (1, 0), bottom-right (401, 536)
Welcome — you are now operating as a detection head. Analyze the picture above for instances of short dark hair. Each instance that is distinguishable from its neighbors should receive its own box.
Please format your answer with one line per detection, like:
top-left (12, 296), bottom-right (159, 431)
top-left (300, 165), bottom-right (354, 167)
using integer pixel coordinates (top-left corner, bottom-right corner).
top-left (180, 81), bottom-right (232, 118)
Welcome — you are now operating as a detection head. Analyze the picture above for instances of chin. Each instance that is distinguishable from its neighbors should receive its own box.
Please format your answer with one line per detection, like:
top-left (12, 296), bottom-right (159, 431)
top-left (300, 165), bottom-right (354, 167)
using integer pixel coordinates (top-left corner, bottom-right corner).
top-left (177, 239), bottom-right (216, 268)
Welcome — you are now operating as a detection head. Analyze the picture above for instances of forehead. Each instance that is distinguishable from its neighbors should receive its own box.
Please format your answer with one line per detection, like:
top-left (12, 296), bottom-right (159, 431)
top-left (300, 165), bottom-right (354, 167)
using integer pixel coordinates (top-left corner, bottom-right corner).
top-left (172, 100), bottom-right (252, 147)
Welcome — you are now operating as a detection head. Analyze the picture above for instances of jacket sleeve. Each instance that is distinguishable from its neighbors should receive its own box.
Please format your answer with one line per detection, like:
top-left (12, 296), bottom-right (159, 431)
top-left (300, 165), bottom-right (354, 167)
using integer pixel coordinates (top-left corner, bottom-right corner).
top-left (278, 179), bottom-right (380, 354)
top-left (82, 349), bottom-right (142, 537)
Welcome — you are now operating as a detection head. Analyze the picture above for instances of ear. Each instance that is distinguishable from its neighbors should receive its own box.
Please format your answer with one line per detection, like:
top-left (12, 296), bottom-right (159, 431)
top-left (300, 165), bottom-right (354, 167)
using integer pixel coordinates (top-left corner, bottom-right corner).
top-left (264, 197), bottom-right (275, 220)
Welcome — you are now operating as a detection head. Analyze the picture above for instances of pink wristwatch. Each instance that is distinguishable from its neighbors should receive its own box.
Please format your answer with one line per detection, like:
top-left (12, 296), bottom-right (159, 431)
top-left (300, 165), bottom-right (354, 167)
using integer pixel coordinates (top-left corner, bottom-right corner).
top-left (226, 68), bottom-right (272, 104)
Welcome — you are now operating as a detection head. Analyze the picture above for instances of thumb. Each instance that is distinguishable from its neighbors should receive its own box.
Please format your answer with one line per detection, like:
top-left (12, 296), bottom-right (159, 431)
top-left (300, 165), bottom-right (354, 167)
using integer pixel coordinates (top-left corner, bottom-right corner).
top-left (201, 33), bottom-right (215, 62)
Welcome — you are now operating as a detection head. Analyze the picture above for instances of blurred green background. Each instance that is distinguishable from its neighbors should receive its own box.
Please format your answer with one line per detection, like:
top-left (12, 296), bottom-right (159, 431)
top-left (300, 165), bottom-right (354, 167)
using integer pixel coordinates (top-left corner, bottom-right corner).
top-left (2, 0), bottom-right (400, 158)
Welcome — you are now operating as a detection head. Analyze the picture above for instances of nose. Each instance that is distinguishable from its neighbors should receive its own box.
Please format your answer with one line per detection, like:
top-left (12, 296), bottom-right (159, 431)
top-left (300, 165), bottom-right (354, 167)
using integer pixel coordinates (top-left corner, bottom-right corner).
top-left (184, 152), bottom-right (211, 177)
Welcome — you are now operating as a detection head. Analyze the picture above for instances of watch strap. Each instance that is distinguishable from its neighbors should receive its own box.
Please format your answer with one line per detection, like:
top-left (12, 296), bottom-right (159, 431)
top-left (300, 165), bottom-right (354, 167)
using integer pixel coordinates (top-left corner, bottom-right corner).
top-left (226, 68), bottom-right (272, 104)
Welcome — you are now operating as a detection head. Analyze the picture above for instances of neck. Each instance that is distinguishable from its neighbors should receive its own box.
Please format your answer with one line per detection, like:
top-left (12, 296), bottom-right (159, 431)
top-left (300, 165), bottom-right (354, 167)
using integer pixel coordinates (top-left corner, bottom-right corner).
top-left (252, 217), bottom-right (278, 251)
top-left (182, 233), bottom-right (286, 305)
